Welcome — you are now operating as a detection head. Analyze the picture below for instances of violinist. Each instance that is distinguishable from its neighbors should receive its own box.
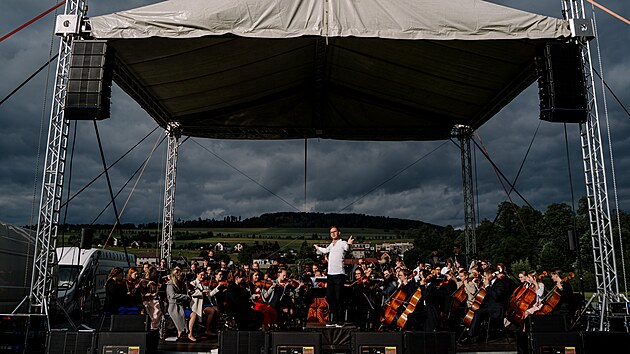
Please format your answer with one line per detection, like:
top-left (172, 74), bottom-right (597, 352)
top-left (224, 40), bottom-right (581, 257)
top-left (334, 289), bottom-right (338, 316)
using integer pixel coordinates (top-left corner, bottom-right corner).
top-left (188, 272), bottom-right (208, 342)
top-left (140, 265), bottom-right (163, 332)
top-left (250, 271), bottom-right (277, 330)
top-left (105, 267), bottom-right (132, 314)
top-left (126, 267), bottom-right (143, 307)
top-left (459, 267), bottom-right (508, 345)
top-left (263, 269), bottom-right (299, 327)
top-left (346, 268), bottom-right (372, 328)
top-left (226, 269), bottom-right (264, 330)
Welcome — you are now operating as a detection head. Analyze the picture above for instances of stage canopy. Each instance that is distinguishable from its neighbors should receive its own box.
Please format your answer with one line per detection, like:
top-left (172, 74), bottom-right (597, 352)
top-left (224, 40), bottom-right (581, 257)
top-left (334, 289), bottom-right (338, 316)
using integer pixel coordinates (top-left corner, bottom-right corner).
top-left (89, 0), bottom-right (571, 140)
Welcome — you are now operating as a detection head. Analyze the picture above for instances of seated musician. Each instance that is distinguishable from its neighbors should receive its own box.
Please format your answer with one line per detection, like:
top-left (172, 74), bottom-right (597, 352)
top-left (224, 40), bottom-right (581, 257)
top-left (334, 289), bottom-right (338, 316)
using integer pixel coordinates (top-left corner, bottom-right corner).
top-left (189, 269), bottom-right (221, 338)
top-left (262, 269), bottom-right (299, 327)
top-left (249, 270), bottom-right (277, 330)
top-left (381, 267), bottom-right (398, 301)
top-left (226, 269), bottom-right (264, 330)
top-left (459, 267), bottom-right (508, 344)
top-left (140, 265), bottom-right (163, 332)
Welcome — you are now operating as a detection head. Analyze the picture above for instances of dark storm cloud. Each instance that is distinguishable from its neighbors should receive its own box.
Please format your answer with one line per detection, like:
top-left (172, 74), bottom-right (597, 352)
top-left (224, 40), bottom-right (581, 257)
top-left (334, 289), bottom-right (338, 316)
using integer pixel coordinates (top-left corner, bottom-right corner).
top-left (1, 1), bottom-right (628, 228)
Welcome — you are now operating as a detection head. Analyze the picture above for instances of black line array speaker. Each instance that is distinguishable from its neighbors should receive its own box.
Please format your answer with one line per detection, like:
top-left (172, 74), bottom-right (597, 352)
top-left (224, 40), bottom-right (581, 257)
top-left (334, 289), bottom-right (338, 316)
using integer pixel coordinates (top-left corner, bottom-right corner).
top-left (518, 331), bottom-right (583, 354)
top-left (403, 331), bottom-right (456, 354)
top-left (65, 40), bottom-right (113, 120)
top-left (80, 228), bottom-right (94, 249)
top-left (270, 331), bottom-right (321, 354)
top-left (219, 330), bottom-right (268, 354)
top-left (110, 314), bottom-right (149, 332)
top-left (352, 331), bottom-right (402, 354)
top-left (98, 331), bottom-right (157, 354)
top-left (536, 42), bottom-right (588, 124)
top-left (0, 314), bottom-right (47, 354)
top-left (46, 330), bottom-right (98, 354)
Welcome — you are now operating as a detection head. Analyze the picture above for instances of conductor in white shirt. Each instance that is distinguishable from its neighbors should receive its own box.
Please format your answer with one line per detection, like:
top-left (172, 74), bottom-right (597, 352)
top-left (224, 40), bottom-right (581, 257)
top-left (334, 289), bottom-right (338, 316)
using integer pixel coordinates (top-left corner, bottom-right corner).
top-left (314, 226), bottom-right (354, 327)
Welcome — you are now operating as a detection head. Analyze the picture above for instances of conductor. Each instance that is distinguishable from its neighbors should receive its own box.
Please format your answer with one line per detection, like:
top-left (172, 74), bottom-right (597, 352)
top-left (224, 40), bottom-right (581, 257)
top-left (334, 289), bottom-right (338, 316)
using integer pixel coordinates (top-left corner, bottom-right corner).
top-left (314, 226), bottom-right (354, 327)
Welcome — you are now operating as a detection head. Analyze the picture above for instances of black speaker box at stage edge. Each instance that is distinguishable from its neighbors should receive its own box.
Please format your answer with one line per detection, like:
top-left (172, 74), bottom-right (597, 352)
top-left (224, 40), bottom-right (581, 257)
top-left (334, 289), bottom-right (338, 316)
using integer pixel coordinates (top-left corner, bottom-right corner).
top-left (581, 331), bottom-right (630, 354)
top-left (65, 40), bottom-right (113, 120)
top-left (110, 314), bottom-right (149, 332)
top-left (46, 330), bottom-right (98, 354)
top-left (518, 331), bottom-right (582, 354)
top-left (525, 314), bottom-right (568, 332)
top-left (536, 42), bottom-right (588, 124)
top-left (0, 314), bottom-right (47, 354)
top-left (270, 331), bottom-right (321, 354)
top-left (403, 331), bottom-right (456, 354)
top-left (98, 331), bottom-right (158, 354)
top-left (352, 332), bottom-right (403, 354)
top-left (219, 330), bottom-right (268, 354)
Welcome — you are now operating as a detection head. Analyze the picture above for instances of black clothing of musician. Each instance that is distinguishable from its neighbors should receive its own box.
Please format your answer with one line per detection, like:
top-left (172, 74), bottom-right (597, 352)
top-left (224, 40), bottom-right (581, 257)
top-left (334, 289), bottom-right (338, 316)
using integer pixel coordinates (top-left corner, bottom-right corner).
top-left (464, 269), bottom-right (507, 340)
top-left (226, 271), bottom-right (263, 330)
top-left (104, 267), bottom-right (132, 314)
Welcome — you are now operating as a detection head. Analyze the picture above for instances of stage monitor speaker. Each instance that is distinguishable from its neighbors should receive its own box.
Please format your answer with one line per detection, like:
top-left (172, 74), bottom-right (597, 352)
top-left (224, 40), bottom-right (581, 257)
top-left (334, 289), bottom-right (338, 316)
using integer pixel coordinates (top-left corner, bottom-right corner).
top-left (522, 331), bottom-right (582, 354)
top-left (110, 315), bottom-right (149, 332)
top-left (271, 331), bottom-right (321, 354)
top-left (581, 331), bottom-right (630, 354)
top-left (65, 40), bottom-right (113, 120)
top-left (80, 228), bottom-right (94, 249)
top-left (219, 330), bottom-right (268, 354)
top-left (536, 42), bottom-right (588, 124)
top-left (98, 331), bottom-right (157, 354)
top-left (525, 314), bottom-right (568, 332)
top-left (353, 332), bottom-right (403, 354)
top-left (0, 314), bottom-right (47, 354)
top-left (47, 330), bottom-right (98, 354)
top-left (403, 331), bottom-right (456, 354)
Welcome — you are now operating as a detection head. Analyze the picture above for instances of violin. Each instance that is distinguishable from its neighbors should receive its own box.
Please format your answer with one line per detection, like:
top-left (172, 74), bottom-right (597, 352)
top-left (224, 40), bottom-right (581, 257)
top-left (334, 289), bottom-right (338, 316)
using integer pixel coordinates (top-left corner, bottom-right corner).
top-left (253, 280), bottom-right (275, 289)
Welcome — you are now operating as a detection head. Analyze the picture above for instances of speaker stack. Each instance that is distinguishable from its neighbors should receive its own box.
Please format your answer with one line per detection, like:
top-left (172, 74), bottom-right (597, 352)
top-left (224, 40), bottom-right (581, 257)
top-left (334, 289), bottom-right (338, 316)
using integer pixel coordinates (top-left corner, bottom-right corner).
top-left (0, 314), bottom-right (47, 354)
top-left (270, 332), bottom-right (321, 354)
top-left (536, 42), bottom-right (588, 124)
top-left (219, 331), bottom-right (269, 354)
top-left (352, 332), bottom-right (402, 354)
top-left (65, 40), bottom-right (113, 120)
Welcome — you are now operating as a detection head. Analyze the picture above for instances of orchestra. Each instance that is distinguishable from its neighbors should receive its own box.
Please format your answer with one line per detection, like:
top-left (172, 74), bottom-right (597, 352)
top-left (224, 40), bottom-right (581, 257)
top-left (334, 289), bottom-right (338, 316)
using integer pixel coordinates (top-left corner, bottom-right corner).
top-left (102, 237), bottom-right (579, 344)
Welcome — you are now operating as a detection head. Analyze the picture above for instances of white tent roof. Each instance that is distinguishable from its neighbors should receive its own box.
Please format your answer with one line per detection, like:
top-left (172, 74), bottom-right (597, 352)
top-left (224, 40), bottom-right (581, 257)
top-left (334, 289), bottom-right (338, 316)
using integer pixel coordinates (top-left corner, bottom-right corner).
top-left (89, 0), bottom-right (571, 140)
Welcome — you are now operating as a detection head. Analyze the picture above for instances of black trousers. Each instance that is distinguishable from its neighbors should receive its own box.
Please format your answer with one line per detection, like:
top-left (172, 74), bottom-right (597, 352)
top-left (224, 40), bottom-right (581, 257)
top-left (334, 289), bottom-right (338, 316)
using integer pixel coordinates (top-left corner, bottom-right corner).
top-left (326, 274), bottom-right (346, 323)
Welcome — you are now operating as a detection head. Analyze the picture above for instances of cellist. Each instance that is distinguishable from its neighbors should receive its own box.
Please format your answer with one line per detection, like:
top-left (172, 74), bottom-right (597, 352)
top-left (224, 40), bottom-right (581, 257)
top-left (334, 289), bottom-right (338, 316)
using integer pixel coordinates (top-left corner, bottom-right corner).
top-left (459, 267), bottom-right (508, 345)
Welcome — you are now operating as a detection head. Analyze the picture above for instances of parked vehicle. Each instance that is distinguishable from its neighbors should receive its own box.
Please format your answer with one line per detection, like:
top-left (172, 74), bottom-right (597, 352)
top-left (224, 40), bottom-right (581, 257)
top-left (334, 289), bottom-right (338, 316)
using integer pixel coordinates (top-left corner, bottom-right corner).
top-left (56, 247), bottom-right (135, 315)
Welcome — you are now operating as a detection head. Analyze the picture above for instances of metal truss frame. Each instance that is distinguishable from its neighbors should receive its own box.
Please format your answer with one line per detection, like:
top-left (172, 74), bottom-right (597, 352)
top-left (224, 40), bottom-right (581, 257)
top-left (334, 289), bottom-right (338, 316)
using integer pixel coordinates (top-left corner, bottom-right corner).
top-left (27, 0), bottom-right (87, 315)
top-left (160, 123), bottom-right (181, 266)
top-left (453, 125), bottom-right (477, 260)
top-left (562, 0), bottom-right (622, 330)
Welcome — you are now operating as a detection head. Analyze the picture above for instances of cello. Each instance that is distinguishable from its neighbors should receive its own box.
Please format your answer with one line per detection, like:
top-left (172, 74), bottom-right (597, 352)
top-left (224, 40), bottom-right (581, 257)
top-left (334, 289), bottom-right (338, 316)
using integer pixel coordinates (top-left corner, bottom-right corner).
top-left (509, 271), bottom-right (547, 325)
top-left (380, 271), bottom-right (417, 327)
top-left (462, 287), bottom-right (487, 327)
top-left (395, 274), bottom-right (435, 329)
top-left (535, 272), bottom-right (574, 315)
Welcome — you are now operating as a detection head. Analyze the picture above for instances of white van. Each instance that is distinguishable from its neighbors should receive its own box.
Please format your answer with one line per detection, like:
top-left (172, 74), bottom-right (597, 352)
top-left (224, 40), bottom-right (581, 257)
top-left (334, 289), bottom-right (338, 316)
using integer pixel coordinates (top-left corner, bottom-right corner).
top-left (56, 247), bottom-right (136, 315)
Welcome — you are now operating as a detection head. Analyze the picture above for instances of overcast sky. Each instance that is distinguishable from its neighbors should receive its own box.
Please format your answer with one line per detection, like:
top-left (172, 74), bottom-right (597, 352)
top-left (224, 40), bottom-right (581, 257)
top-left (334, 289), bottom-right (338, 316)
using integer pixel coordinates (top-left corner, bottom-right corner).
top-left (1, 1), bottom-right (628, 229)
